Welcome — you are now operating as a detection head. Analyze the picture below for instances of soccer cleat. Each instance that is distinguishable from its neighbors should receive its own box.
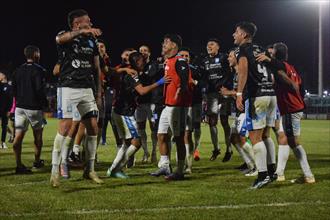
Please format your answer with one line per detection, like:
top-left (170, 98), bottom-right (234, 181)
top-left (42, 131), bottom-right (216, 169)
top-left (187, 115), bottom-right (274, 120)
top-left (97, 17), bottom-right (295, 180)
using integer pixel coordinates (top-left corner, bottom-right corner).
top-left (8, 135), bottom-right (14, 143)
top-left (32, 159), bottom-right (45, 169)
top-left (235, 163), bottom-right (248, 170)
top-left (50, 174), bottom-right (60, 188)
top-left (142, 152), bottom-right (150, 164)
top-left (269, 173), bottom-right (278, 182)
top-left (222, 151), bottom-right (233, 162)
top-left (245, 168), bottom-right (258, 177)
top-left (107, 170), bottom-right (129, 179)
top-left (165, 172), bottom-right (184, 181)
top-left (2, 142), bottom-right (8, 149)
top-left (150, 167), bottom-right (171, 177)
top-left (250, 176), bottom-right (271, 189)
top-left (185, 168), bottom-right (192, 174)
top-left (15, 165), bottom-right (32, 174)
top-left (193, 149), bottom-right (200, 161)
top-left (83, 171), bottom-right (104, 184)
top-left (60, 164), bottom-right (70, 179)
top-left (276, 175), bottom-right (286, 182)
top-left (126, 155), bottom-right (136, 168)
top-left (210, 149), bottom-right (220, 161)
top-left (291, 176), bottom-right (316, 184)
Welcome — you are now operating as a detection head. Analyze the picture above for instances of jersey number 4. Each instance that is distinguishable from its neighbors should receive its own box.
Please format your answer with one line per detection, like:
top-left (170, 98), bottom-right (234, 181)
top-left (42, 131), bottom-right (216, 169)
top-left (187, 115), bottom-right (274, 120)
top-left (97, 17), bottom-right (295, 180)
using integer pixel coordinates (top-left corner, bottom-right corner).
top-left (257, 64), bottom-right (269, 78)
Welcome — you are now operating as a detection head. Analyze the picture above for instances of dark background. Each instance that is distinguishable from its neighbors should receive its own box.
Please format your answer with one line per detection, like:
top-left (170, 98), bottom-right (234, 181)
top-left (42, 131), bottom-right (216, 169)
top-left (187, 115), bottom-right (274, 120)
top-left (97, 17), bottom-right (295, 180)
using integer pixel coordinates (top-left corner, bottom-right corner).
top-left (1, 0), bottom-right (329, 93)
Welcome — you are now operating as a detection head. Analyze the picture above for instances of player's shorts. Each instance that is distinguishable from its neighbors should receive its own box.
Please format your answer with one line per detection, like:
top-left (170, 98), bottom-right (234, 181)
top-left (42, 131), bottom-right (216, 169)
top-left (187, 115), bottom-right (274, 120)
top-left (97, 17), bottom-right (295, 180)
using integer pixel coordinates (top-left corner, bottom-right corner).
top-left (245, 96), bottom-right (277, 131)
top-left (135, 103), bottom-right (153, 123)
top-left (158, 106), bottom-right (186, 137)
top-left (219, 96), bottom-right (232, 116)
top-left (15, 107), bottom-right (45, 131)
top-left (57, 87), bottom-right (97, 121)
top-left (282, 112), bottom-right (303, 137)
top-left (192, 103), bottom-right (202, 125)
top-left (112, 111), bottom-right (139, 140)
top-left (231, 113), bottom-right (248, 137)
top-left (185, 107), bottom-right (193, 131)
top-left (206, 92), bottom-right (219, 115)
top-left (150, 103), bottom-right (165, 132)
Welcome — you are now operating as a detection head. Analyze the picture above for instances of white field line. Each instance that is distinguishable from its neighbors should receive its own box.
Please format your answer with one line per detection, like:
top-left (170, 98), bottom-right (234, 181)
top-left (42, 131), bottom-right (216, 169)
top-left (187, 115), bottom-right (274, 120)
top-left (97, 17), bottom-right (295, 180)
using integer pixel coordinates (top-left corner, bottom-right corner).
top-left (6, 180), bottom-right (48, 187)
top-left (0, 201), bottom-right (327, 217)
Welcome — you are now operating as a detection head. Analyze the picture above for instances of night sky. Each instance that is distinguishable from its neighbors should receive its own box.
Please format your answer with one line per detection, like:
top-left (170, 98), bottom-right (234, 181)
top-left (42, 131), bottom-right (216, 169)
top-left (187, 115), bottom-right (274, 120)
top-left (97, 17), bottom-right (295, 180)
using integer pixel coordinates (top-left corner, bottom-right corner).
top-left (1, 0), bottom-right (329, 93)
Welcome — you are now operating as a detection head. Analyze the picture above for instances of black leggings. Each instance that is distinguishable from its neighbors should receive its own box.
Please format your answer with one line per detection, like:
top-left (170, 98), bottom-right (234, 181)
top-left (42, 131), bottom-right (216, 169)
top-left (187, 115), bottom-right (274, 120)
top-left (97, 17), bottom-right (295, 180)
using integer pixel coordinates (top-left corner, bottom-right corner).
top-left (0, 113), bottom-right (9, 142)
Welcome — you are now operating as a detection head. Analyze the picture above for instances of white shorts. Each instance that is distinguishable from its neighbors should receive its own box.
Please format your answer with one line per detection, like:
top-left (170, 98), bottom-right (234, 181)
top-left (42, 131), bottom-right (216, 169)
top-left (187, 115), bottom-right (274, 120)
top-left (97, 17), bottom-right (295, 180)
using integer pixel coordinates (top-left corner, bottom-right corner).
top-left (112, 111), bottom-right (139, 140)
top-left (135, 103), bottom-right (152, 123)
top-left (185, 107), bottom-right (193, 131)
top-left (192, 103), bottom-right (202, 125)
top-left (282, 112), bottom-right (303, 137)
top-left (245, 96), bottom-right (277, 131)
top-left (158, 106), bottom-right (186, 137)
top-left (57, 87), bottom-right (97, 121)
top-left (231, 113), bottom-right (248, 136)
top-left (15, 108), bottom-right (45, 132)
top-left (206, 92), bottom-right (219, 115)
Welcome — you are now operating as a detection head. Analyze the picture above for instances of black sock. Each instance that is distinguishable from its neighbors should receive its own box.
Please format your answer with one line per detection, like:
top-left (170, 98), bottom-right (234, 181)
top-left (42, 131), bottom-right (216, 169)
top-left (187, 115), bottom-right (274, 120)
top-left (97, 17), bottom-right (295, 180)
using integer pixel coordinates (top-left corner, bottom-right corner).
top-left (258, 171), bottom-right (268, 180)
top-left (267, 164), bottom-right (276, 176)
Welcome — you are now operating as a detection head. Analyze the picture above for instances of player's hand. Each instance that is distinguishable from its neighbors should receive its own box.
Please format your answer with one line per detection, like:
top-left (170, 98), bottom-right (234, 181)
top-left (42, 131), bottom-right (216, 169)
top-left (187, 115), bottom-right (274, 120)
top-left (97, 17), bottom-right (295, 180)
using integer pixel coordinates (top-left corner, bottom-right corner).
top-left (256, 53), bottom-right (271, 63)
top-left (236, 95), bottom-right (244, 112)
top-left (125, 68), bottom-right (138, 76)
top-left (163, 74), bottom-right (171, 84)
top-left (80, 28), bottom-right (102, 37)
top-left (220, 86), bottom-right (230, 96)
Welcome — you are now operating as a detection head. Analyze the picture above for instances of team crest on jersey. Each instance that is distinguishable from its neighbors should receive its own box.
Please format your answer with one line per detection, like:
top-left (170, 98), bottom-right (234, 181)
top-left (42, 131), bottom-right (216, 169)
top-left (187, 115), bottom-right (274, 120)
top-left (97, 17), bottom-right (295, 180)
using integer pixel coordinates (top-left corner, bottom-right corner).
top-left (215, 58), bottom-right (220, 63)
top-left (88, 40), bottom-right (94, 48)
top-left (72, 59), bottom-right (81, 68)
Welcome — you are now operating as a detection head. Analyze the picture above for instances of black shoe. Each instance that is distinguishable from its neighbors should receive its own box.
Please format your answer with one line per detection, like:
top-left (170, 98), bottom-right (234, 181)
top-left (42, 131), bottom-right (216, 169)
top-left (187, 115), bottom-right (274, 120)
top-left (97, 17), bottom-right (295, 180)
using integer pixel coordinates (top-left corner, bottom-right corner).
top-left (126, 155), bottom-right (136, 168)
top-left (235, 163), bottom-right (248, 170)
top-left (270, 173), bottom-right (278, 182)
top-left (250, 176), bottom-right (271, 189)
top-left (32, 160), bottom-right (45, 169)
top-left (150, 167), bottom-right (171, 177)
top-left (165, 172), bottom-right (184, 181)
top-left (222, 151), bottom-right (233, 163)
top-left (15, 165), bottom-right (32, 174)
top-left (210, 149), bottom-right (221, 161)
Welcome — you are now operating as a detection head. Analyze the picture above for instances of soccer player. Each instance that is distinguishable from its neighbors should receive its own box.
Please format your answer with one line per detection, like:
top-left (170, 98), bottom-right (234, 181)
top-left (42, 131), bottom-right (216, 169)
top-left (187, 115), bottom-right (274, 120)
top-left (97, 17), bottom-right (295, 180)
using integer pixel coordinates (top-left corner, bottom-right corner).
top-left (221, 48), bottom-right (256, 176)
top-left (135, 45), bottom-right (160, 163)
top-left (233, 21), bottom-right (277, 189)
top-left (200, 38), bottom-right (233, 162)
top-left (0, 72), bottom-right (13, 149)
top-left (12, 45), bottom-right (47, 174)
top-left (50, 9), bottom-right (103, 187)
top-left (150, 34), bottom-right (192, 180)
top-left (106, 52), bottom-right (169, 178)
top-left (256, 42), bottom-right (315, 183)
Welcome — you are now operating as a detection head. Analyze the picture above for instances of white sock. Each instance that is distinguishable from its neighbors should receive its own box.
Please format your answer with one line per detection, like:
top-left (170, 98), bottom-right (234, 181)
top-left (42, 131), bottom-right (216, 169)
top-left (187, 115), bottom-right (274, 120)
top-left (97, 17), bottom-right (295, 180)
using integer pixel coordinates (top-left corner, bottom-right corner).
top-left (253, 141), bottom-right (268, 173)
top-left (116, 144), bottom-right (122, 153)
top-left (73, 144), bottom-right (80, 155)
top-left (177, 160), bottom-right (185, 174)
top-left (158, 155), bottom-right (170, 169)
top-left (61, 136), bottom-right (72, 165)
top-left (276, 145), bottom-right (290, 176)
top-left (118, 144), bottom-right (138, 170)
top-left (85, 135), bottom-right (97, 172)
top-left (242, 141), bottom-right (255, 161)
top-left (234, 143), bottom-right (254, 169)
top-left (292, 145), bottom-right (313, 178)
top-left (194, 128), bottom-right (201, 150)
top-left (110, 145), bottom-right (127, 172)
top-left (210, 125), bottom-right (219, 151)
top-left (138, 129), bottom-right (148, 156)
top-left (51, 133), bottom-right (65, 175)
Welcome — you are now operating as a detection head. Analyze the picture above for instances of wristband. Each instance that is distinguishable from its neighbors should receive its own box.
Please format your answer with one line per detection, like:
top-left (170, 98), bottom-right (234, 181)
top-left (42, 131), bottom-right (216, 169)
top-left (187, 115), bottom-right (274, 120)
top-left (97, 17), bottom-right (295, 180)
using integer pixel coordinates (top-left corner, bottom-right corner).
top-left (236, 92), bottom-right (243, 96)
top-left (156, 78), bottom-right (165, 86)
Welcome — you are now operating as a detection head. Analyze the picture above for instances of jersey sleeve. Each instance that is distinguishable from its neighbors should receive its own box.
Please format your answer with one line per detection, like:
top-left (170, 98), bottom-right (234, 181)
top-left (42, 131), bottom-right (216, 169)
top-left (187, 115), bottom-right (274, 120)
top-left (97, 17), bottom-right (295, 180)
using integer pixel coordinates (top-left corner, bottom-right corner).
top-left (175, 58), bottom-right (189, 91)
top-left (125, 73), bottom-right (141, 90)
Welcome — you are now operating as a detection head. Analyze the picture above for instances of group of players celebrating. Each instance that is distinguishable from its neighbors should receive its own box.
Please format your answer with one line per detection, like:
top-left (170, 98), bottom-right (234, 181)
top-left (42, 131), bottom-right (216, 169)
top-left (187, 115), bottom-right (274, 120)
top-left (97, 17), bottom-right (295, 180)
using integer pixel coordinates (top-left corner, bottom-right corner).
top-left (11, 9), bottom-right (315, 189)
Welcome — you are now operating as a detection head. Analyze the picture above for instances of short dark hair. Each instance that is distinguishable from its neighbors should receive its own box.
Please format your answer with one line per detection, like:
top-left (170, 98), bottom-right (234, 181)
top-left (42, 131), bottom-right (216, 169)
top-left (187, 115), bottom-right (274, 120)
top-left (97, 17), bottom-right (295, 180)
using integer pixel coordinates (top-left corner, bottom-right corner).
top-left (178, 47), bottom-right (191, 53)
top-left (24, 45), bottom-right (40, 59)
top-left (266, 44), bottom-right (274, 50)
top-left (139, 45), bottom-right (151, 53)
top-left (207, 38), bottom-right (220, 46)
top-left (68, 9), bottom-right (88, 29)
top-left (129, 52), bottom-right (144, 70)
top-left (164, 34), bottom-right (182, 49)
top-left (235, 21), bottom-right (257, 39)
top-left (122, 48), bottom-right (135, 53)
top-left (273, 42), bottom-right (288, 61)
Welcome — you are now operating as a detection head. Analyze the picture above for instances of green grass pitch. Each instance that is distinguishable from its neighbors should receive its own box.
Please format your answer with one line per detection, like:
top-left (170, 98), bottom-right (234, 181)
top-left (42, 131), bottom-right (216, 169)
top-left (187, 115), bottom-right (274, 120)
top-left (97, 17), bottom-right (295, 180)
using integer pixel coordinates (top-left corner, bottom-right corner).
top-left (0, 118), bottom-right (329, 219)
